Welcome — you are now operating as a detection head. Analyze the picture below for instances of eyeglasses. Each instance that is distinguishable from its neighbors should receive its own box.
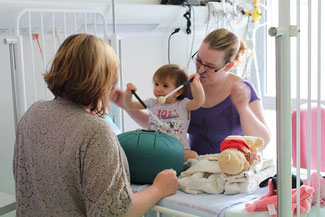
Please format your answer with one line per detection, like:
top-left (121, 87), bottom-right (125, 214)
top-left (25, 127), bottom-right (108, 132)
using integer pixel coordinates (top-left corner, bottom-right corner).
top-left (191, 51), bottom-right (228, 73)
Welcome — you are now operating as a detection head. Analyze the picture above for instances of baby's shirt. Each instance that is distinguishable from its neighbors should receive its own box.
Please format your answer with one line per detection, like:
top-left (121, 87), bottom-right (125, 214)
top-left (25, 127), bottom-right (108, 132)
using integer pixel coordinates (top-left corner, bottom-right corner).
top-left (144, 98), bottom-right (191, 149)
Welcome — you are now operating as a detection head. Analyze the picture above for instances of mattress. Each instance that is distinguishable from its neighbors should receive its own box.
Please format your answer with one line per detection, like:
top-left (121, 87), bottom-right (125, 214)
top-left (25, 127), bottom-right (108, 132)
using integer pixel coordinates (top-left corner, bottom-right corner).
top-left (131, 184), bottom-right (269, 217)
top-left (132, 178), bottom-right (325, 217)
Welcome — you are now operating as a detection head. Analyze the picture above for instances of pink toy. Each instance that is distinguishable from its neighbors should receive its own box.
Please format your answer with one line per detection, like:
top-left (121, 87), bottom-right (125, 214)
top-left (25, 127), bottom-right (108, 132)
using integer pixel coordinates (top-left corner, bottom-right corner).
top-left (303, 172), bottom-right (325, 207)
top-left (245, 179), bottom-right (314, 217)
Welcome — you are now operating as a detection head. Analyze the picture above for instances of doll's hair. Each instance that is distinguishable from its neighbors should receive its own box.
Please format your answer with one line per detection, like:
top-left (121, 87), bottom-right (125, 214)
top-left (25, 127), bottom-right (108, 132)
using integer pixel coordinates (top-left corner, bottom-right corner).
top-left (203, 28), bottom-right (246, 66)
top-left (44, 33), bottom-right (119, 117)
top-left (153, 64), bottom-right (188, 100)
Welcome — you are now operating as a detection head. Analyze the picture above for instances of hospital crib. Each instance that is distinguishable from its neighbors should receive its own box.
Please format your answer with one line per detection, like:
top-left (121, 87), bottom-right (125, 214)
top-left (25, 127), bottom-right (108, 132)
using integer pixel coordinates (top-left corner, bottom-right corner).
top-left (3, 0), bottom-right (325, 216)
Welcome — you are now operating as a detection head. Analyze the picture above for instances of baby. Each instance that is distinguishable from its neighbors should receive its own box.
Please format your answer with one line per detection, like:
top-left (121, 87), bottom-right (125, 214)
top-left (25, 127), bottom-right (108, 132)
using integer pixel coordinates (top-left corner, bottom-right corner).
top-left (124, 64), bottom-right (205, 161)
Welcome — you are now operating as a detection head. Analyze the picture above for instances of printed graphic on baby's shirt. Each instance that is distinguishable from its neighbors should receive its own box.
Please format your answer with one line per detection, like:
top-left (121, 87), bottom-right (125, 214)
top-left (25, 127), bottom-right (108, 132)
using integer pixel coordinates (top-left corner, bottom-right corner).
top-left (148, 109), bottom-right (185, 140)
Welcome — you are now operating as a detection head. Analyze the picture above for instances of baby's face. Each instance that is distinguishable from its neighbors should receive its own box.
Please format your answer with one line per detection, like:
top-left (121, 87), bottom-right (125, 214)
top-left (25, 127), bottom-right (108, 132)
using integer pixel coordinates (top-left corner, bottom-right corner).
top-left (153, 77), bottom-right (179, 103)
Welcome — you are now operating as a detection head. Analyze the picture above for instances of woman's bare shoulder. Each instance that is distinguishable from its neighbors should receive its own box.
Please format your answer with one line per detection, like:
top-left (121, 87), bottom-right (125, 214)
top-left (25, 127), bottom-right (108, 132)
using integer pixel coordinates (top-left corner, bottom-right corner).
top-left (227, 73), bottom-right (243, 84)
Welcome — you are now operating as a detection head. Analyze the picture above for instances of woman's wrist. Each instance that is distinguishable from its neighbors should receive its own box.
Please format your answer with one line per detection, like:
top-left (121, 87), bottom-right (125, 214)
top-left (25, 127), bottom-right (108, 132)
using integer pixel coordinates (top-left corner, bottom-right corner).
top-left (147, 184), bottom-right (164, 200)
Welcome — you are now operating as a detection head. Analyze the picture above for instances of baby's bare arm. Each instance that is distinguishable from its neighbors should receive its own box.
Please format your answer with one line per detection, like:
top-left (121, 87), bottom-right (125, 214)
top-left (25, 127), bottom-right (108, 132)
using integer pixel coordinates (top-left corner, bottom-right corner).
top-left (187, 74), bottom-right (205, 111)
top-left (124, 83), bottom-right (145, 109)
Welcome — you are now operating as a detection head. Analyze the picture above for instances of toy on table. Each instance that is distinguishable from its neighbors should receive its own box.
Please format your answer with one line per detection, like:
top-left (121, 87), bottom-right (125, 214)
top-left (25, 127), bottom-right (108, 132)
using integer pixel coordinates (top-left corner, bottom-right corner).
top-left (259, 174), bottom-right (303, 190)
top-left (117, 130), bottom-right (184, 184)
top-left (245, 179), bottom-right (314, 217)
top-left (303, 172), bottom-right (325, 207)
top-left (208, 135), bottom-right (264, 175)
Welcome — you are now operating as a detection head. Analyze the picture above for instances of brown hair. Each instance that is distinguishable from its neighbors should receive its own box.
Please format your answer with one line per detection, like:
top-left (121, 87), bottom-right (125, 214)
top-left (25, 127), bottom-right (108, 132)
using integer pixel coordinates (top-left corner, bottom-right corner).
top-left (153, 64), bottom-right (188, 100)
top-left (203, 28), bottom-right (246, 65)
top-left (44, 33), bottom-right (119, 117)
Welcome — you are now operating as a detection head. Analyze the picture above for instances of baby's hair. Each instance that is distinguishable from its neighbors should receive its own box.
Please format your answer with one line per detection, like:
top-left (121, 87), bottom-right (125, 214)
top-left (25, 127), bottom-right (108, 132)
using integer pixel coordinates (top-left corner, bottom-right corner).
top-left (153, 64), bottom-right (189, 100)
top-left (44, 33), bottom-right (119, 117)
top-left (204, 28), bottom-right (246, 66)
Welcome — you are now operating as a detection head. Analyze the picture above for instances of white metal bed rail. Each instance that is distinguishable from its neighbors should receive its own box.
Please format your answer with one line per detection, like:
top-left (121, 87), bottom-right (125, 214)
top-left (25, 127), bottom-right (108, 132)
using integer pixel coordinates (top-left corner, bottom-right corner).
top-left (269, 0), bottom-right (323, 216)
top-left (4, 8), bottom-right (110, 132)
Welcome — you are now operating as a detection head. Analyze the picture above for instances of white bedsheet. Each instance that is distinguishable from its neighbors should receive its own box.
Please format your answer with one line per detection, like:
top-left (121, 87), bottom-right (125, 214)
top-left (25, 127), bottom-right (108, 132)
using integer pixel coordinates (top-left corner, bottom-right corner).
top-left (131, 167), bottom-right (325, 217)
top-left (132, 184), bottom-right (325, 217)
top-left (131, 184), bottom-right (269, 217)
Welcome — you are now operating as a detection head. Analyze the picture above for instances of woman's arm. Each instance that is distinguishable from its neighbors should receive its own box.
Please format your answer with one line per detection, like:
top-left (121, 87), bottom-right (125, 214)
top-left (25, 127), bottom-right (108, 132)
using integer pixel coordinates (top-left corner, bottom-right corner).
top-left (111, 88), bottom-right (149, 128)
top-left (123, 169), bottom-right (178, 217)
top-left (231, 82), bottom-right (271, 150)
top-left (239, 100), bottom-right (271, 150)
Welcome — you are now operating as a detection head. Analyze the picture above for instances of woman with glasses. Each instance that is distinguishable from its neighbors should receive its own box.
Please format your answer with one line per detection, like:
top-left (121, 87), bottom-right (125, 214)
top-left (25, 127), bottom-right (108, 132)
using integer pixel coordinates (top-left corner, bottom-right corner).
top-left (112, 28), bottom-right (270, 155)
top-left (187, 28), bottom-right (271, 155)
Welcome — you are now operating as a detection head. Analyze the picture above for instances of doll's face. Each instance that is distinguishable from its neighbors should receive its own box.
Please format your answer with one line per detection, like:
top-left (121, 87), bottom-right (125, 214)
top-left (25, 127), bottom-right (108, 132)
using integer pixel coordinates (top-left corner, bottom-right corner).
top-left (218, 149), bottom-right (250, 175)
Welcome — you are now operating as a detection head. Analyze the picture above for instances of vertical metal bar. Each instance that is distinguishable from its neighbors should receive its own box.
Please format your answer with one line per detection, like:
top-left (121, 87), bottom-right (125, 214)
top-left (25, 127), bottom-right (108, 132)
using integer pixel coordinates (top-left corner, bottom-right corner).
top-left (84, 12), bottom-right (88, 33)
top-left (94, 13), bottom-right (97, 35)
top-left (74, 12), bottom-right (77, 34)
top-left (118, 40), bottom-right (124, 132)
top-left (63, 12), bottom-right (67, 38)
top-left (4, 40), bottom-right (19, 132)
top-left (9, 44), bottom-right (18, 131)
top-left (296, 0), bottom-right (301, 216)
top-left (17, 35), bottom-right (28, 119)
top-left (40, 12), bottom-right (48, 99)
top-left (28, 11), bottom-right (37, 102)
top-left (112, 0), bottom-right (116, 34)
top-left (316, 0), bottom-right (322, 215)
top-left (306, 0), bottom-right (312, 187)
top-left (275, 35), bottom-right (292, 217)
top-left (269, 0), bottom-right (293, 215)
top-left (279, 0), bottom-right (293, 212)
top-left (51, 12), bottom-right (57, 52)
top-left (110, 0), bottom-right (123, 131)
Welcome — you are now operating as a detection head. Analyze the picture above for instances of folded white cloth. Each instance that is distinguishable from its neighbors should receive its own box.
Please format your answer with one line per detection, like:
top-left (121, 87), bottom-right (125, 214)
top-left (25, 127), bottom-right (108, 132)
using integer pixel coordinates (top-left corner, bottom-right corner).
top-left (178, 157), bottom-right (276, 195)
top-left (223, 159), bottom-right (276, 194)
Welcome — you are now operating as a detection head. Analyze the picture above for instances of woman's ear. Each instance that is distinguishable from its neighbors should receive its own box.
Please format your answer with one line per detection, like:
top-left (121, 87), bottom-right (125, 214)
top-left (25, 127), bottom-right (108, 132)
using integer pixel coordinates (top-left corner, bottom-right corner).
top-left (225, 61), bottom-right (235, 70)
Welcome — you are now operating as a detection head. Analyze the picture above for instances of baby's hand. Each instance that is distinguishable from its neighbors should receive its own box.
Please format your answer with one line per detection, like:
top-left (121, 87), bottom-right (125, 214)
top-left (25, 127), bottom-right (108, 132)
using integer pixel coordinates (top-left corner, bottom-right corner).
top-left (126, 82), bottom-right (137, 93)
top-left (189, 73), bottom-right (202, 88)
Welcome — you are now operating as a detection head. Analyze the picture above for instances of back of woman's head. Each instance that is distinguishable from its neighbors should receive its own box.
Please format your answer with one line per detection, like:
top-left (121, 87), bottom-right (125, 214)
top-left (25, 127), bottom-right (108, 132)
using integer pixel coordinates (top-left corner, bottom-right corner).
top-left (44, 33), bottom-right (119, 117)
top-left (153, 64), bottom-right (188, 100)
top-left (203, 28), bottom-right (246, 65)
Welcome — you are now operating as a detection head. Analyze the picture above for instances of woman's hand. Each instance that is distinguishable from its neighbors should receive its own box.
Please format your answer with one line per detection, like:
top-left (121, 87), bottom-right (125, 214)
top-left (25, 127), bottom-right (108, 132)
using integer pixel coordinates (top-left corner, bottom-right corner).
top-left (152, 169), bottom-right (178, 197)
top-left (230, 81), bottom-right (251, 113)
top-left (122, 169), bottom-right (178, 217)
